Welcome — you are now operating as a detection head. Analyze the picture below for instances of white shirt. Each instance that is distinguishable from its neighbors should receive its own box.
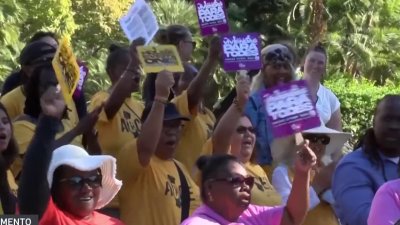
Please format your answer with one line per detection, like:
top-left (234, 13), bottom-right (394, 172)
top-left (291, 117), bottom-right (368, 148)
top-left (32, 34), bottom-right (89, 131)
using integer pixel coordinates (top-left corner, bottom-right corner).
top-left (272, 165), bottom-right (320, 210)
top-left (316, 84), bottom-right (340, 125)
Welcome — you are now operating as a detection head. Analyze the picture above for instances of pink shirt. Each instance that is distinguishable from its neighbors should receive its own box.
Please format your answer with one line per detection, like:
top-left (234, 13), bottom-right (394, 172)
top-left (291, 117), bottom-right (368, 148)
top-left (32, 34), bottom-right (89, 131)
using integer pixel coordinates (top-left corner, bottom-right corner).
top-left (181, 204), bottom-right (284, 225)
top-left (368, 179), bottom-right (400, 225)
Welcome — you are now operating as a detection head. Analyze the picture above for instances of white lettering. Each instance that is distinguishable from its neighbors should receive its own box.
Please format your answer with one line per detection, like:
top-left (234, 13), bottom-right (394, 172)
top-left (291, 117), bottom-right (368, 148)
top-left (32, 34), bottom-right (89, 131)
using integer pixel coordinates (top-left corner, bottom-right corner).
top-left (266, 85), bottom-right (314, 121)
top-left (223, 35), bottom-right (259, 58)
top-left (197, 0), bottom-right (225, 23)
top-left (0, 218), bottom-right (32, 225)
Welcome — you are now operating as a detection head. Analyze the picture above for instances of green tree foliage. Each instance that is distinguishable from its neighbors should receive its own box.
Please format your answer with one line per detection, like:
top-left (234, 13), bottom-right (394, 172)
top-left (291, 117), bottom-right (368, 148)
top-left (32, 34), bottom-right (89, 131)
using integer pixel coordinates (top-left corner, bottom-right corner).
top-left (0, 0), bottom-right (25, 75)
top-left (325, 74), bottom-right (400, 144)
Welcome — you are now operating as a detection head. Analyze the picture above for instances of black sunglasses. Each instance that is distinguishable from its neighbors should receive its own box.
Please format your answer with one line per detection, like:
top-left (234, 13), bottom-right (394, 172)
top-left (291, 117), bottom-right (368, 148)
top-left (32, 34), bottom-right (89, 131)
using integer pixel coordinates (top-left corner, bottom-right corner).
top-left (236, 126), bottom-right (256, 134)
top-left (59, 174), bottom-right (102, 189)
top-left (208, 176), bottom-right (255, 188)
top-left (303, 134), bottom-right (330, 145)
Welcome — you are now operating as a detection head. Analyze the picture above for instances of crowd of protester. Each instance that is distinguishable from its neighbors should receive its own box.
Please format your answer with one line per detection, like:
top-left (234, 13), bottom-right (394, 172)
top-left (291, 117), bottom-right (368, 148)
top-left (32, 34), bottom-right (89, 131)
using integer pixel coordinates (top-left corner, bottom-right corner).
top-left (0, 24), bottom-right (398, 225)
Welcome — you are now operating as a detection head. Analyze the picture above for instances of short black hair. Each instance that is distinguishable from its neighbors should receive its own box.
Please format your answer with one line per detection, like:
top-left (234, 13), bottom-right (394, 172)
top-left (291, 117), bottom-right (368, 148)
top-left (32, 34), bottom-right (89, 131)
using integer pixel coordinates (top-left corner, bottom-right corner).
top-left (196, 155), bottom-right (240, 201)
top-left (29, 31), bottom-right (58, 44)
top-left (105, 44), bottom-right (130, 77)
top-left (154, 24), bottom-right (191, 46)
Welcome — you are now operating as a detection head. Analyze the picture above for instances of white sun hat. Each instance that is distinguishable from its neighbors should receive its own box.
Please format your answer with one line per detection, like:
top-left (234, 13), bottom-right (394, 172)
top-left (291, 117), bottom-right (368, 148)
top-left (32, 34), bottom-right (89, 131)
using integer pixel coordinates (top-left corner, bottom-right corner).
top-left (47, 145), bottom-right (122, 209)
top-left (271, 125), bottom-right (351, 166)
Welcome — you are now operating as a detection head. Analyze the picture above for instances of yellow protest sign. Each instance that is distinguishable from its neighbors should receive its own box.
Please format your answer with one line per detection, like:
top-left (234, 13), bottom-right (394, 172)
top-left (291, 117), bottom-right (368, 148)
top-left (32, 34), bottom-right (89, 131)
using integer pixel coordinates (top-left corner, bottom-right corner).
top-left (137, 45), bottom-right (184, 73)
top-left (52, 37), bottom-right (80, 103)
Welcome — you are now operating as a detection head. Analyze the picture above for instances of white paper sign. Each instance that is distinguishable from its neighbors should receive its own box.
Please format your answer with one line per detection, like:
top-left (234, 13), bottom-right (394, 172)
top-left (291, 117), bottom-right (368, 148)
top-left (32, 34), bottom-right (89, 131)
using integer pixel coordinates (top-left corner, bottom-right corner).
top-left (120, 0), bottom-right (159, 44)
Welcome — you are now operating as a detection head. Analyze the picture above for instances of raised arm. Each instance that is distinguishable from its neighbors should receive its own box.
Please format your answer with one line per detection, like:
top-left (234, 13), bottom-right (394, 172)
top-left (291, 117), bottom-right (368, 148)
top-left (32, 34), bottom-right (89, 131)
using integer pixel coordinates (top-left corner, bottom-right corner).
top-left (103, 38), bottom-right (145, 120)
top-left (280, 140), bottom-right (316, 225)
top-left (137, 71), bottom-right (175, 166)
top-left (212, 75), bottom-right (250, 155)
top-left (187, 37), bottom-right (221, 111)
top-left (53, 105), bottom-right (102, 151)
top-left (18, 86), bottom-right (65, 218)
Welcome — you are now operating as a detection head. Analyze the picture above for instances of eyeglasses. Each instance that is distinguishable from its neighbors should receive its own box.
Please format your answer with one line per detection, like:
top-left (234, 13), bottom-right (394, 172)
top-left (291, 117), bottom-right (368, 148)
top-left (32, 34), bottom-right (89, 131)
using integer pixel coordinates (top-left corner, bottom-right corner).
top-left (208, 176), bottom-right (255, 188)
top-left (59, 174), bottom-right (102, 189)
top-left (236, 126), bottom-right (256, 134)
top-left (303, 134), bottom-right (330, 145)
top-left (183, 40), bottom-right (196, 49)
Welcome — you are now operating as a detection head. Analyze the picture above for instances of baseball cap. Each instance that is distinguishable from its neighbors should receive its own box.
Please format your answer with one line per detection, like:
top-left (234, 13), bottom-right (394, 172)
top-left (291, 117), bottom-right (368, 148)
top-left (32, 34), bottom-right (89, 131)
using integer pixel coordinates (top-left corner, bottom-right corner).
top-left (19, 41), bottom-right (57, 66)
top-left (141, 102), bottom-right (190, 123)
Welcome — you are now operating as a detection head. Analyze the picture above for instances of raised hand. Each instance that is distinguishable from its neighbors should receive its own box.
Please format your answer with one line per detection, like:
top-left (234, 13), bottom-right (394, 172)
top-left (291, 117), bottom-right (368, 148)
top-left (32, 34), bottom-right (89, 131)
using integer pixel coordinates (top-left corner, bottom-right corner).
top-left (235, 75), bottom-right (250, 109)
top-left (129, 37), bottom-right (146, 58)
top-left (155, 70), bottom-right (175, 101)
top-left (207, 36), bottom-right (222, 61)
top-left (40, 86), bottom-right (66, 119)
top-left (295, 140), bottom-right (317, 173)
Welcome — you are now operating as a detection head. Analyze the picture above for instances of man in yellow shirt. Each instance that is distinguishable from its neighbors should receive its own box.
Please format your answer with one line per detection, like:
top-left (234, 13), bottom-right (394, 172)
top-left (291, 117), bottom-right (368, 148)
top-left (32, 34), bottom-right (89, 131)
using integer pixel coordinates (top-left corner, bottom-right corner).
top-left (118, 71), bottom-right (200, 225)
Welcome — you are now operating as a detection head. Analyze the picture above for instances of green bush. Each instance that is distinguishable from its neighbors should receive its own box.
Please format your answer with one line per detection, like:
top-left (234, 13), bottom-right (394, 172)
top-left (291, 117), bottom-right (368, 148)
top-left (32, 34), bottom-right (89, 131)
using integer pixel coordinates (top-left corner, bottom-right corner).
top-left (325, 74), bottom-right (400, 146)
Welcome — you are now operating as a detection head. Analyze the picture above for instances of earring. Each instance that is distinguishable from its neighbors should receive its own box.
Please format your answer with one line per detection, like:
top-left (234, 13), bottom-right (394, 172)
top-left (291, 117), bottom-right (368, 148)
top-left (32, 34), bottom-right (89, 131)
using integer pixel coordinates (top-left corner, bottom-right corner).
top-left (207, 193), bottom-right (214, 202)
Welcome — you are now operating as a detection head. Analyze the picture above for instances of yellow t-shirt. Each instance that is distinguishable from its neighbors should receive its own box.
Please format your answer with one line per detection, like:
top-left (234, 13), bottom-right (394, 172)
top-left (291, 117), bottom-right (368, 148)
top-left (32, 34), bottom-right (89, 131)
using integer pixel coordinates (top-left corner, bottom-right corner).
top-left (88, 91), bottom-right (144, 157)
top-left (88, 91), bottom-right (144, 209)
top-left (0, 86), bottom-right (25, 120)
top-left (0, 86), bottom-right (80, 128)
top-left (201, 139), bottom-right (281, 206)
top-left (172, 91), bottom-right (215, 174)
top-left (287, 169), bottom-right (339, 225)
top-left (117, 140), bottom-right (201, 225)
top-left (10, 118), bottom-right (82, 180)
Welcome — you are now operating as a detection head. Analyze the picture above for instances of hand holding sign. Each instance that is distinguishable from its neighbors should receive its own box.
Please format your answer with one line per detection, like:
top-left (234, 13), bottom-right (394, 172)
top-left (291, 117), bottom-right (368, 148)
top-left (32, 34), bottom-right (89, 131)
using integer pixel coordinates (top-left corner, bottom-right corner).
top-left (127, 37), bottom-right (146, 72)
top-left (129, 37), bottom-right (146, 59)
top-left (207, 36), bottom-right (222, 61)
top-left (235, 75), bottom-right (250, 108)
top-left (155, 70), bottom-right (175, 100)
top-left (295, 140), bottom-right (317, 173)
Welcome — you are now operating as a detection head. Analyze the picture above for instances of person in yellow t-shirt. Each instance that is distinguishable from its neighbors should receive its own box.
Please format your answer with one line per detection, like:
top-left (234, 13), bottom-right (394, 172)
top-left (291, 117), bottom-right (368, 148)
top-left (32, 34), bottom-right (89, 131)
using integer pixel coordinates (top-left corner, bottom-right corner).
top-left (89, 39), bottom-right (145, 217)
top-left (0, 103), bottom-right (20, 214)
top-left (201, 75), bottom-right (281, 206)
top-left (271, 126), bottom-right (351, 225)
top-left (117, 71), bottom-right (200, 225)
top-left (88, 40), bottom-right (145, 158)
top-left (171, 37), bottom-right (222, 174)
top-left (10, 63), bottom-right (101, 181)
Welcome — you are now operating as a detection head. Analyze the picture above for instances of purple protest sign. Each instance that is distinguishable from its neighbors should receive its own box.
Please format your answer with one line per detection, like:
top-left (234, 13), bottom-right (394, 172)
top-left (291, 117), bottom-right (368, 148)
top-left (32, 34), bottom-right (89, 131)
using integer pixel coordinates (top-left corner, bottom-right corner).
top-left (73, 62), bottom-right (89, 98)
top-left (195, 0), bottom-right (229, 36)
top-left (222, 33), bottom-right (262, 71)
top-left (262, 80), bottom-right (321, 138)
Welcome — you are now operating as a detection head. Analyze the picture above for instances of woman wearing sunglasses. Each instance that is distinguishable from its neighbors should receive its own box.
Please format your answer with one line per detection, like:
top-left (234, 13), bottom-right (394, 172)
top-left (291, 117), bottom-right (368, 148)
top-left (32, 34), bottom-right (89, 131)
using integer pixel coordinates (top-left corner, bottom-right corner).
top-left (182, 144), bottom-right (315, 225)
top-left (271, 126), bottom-right (350, 225)
top-left (18, 86), bottom-right (123, 225)
top-left (202, 75), bottom-right (281, 206)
